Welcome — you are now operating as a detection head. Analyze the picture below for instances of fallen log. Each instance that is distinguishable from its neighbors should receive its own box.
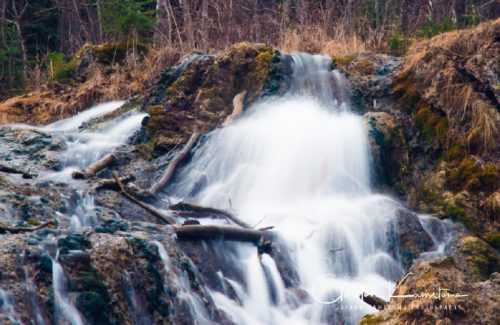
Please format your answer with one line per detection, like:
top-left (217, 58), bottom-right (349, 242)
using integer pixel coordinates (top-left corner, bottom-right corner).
top-left (94, 174), bottom-right (136, 190)
top-left (149, 132), bottom-right (200, 195)
top-left (175, 224), bottom-right (271, 243)
top-left (359, 293), bottom-right (387, 310)
top-left (0, 220), bottom-right (56, 234)
top-left (72, 153), bottom-right (115, 179)
top-left (112, 172), bottom-right (175, 224)
top-left (0, 164), bottom-right (24, 174)
top-left (170, 202), bottom-right (251, 229)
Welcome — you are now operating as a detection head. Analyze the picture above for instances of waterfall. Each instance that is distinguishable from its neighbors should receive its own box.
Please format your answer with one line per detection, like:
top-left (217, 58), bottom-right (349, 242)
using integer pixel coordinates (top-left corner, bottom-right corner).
top-left (0, 289), bottom-right (21, 324)
top-left (52, 257), bottom-right (85, 325)
top-left (169, 53), bottom-right (408, 324)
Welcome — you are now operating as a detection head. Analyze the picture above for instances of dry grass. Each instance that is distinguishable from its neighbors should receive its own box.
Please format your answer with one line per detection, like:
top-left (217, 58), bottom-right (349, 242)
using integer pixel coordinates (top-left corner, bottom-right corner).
top-left (279, 25), bottom-right (368, 56)
top-left (400, 18), bottom-right (500, 155)
top-left (0, 45), bottom-right (182, 125)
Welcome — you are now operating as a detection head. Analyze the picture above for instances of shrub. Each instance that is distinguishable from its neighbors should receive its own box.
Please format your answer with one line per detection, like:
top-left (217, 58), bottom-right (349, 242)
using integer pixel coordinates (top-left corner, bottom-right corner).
top-left (419, 16), bottom-right (456, 38)
top-left (47, 51), bottom-right (75, 81)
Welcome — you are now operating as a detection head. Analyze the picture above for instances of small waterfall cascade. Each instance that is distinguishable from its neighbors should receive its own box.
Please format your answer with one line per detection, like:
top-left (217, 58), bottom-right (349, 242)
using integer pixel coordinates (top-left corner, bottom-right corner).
top-left (41, 236), bottom-right (84, 325)
top-left (0, 288), bottom-right (21, 324)
top-left (153, 241), bottom-right (212, 324)
top-left (19, 101), bottom-right (146, 229)
top-left (169, 53), bottom-right (413, 324)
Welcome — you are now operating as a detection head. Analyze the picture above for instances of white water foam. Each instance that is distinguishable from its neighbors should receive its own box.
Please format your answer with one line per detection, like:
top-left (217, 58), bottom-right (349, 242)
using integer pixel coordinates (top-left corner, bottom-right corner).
top-left (169, 53), bottom-right (408, 324)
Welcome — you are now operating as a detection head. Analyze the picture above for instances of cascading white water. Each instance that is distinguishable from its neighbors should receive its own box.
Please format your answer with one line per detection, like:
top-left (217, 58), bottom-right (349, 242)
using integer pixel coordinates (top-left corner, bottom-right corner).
top-left (26, 101), bottom-right (147, 228)
top-left (169, 53), bottom-right (408, 324)
top-left (0, 288), bottom-right (21, 324)
top-left (52, 255), bottom-right (84, 325)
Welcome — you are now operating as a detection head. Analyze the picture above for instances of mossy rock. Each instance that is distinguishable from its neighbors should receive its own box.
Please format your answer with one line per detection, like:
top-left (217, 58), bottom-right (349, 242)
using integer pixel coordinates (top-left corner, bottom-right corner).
top-left (58, 233), bottom-right (90, 254)
top-left (483, 234), bottom-right (500, 250)
top-left (76, 291), bottom-right (115, 325)
top-left (359, 314), bottom-right (384, 325)
top-left (456, 235), bottom-right (498, 280)
top-left (446, 158), bottom-right (499, 193)
top-left (143, 43), bottom-right (286, 156)
top-left (331, 54), bottom-right (356, 72)
top-left (415, 183), bottom-right (476, 230)
top-left (365, 112), bottom-right (408, 194)
top-left (76, 42), bottom-right (148, 66)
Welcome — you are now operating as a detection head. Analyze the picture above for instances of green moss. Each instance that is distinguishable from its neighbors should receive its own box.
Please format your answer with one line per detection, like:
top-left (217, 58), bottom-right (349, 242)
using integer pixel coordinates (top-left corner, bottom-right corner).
top-left (414, 105), bottom-right (449, 148)
top-left (415, 184), bottom-right (476, 230)
top-left (48, 51), bottom-right (77, 80)
top-left (459, 235), bottom-right (498, 280)
top-left (93, 42), bottom-right (148, 65)
top-left (444, 143), bottom-right (465, 161)
top-left (359, 314), bottom-right (384, 324)
top-left (247, 49), bottom-right (275, 92)
top-left (447, 158), bottom-right (500, 193)
top-left (145, 262), bottom-right (169, 316)
top-left (392, 72), bottom-right (421, 111)
top-left (442, 203), bottom-right (475, 230)
top-left (264, 50), bottom-right (284, 96)
top-left (58, 233), bottom-right (89, 254)
top-left (145, 105), bottom-right (165, 145)
top-left (331, 54), bottom-right (356, 72)
top-left (483, 234), bottom-right (500, 250)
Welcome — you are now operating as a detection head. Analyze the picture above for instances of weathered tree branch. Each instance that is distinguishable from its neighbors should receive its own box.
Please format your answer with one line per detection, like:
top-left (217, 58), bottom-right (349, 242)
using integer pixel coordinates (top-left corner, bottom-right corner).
top-left (359, 293), bottom-right (387, 310)
top-left (170, 202), bottom-right (252, 229)
top-left (175, 224), bottom-right (272, 243)
top-left (112, 172), bottom-right (175, 224)
top-left (93, 174), bottom-right (136, 190)
top-left (0, 220), bottom-right (56, 234)
top-left (223, 91), bottom-right (247, 126)
top-left (0, 163), bottom-right (24, 174)
top-left (72, 153), bottom-right (115, 179)
top-left (149, 132), bottom-right (200, 195)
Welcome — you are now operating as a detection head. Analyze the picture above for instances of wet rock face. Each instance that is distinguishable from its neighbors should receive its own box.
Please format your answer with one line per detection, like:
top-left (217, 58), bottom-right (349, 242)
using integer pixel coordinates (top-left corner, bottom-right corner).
top-left (0, 223), bottom-right (239, 325)
top-left (364, 112), bottom-right (409, 195)
top-left (0, 127), bottom-right (65, 176)
top-left (143, 42), bottom-right (292, 156)
top-left (332, 52), bottom-right (402, 114)
top-left (391, 209), bottom-right (433, 269)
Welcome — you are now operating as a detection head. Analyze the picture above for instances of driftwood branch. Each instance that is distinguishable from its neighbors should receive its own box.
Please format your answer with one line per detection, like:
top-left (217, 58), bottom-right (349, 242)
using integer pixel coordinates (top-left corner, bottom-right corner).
top-left (149, 132), bottom-right (200, 195)
top-left (0, 220), bottom-right (56, 234)
top-left (0, 164), bottom-right (32, 179)
top-left (72, 154), bottom-right (115, 179)
top-left (0, 164), bottom-right (24, 174)
top-left (170, 202), bottom-right (251, 229)
top-left (94, 174), bottom-right (136, 190)
top-left (223, 91), bottom-right (247, 126)
top-left (175, 224), bottom-right (271, 243)
top-left (359, 293), bottom-right (387, 310)
top-left (112, 172), bottom-right (175, 224)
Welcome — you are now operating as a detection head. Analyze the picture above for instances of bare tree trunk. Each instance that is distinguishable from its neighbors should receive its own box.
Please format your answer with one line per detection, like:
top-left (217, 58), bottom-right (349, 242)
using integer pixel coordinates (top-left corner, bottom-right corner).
top-left (252, 0), bottom-right (260, 42)
top-left (200, 0), bottom-right (209, 48)
top-left (10, 0), bottom-right (27, 82)
top-left (156, 0), bottom-right (173, 46)
top-left (324, 0), bottom-right (335, 35)
top-left (96, 0), bottom-right (103, 42)
top-left (281, 0), bottom-right (291, 34)
top-left (180, 0), bottom-right (195, 48)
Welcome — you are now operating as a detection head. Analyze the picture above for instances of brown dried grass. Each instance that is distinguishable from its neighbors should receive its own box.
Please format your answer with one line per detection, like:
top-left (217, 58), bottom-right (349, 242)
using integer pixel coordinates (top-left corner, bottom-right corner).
top-left (279, 25), bottom-right (367, 56)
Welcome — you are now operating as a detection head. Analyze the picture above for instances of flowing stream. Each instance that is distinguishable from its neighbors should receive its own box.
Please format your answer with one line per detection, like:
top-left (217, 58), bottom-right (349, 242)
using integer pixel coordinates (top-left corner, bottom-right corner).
top-left (1, 54), bottom-right (455, 325)
top-left (169, 53), bottom-right (410, 324)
